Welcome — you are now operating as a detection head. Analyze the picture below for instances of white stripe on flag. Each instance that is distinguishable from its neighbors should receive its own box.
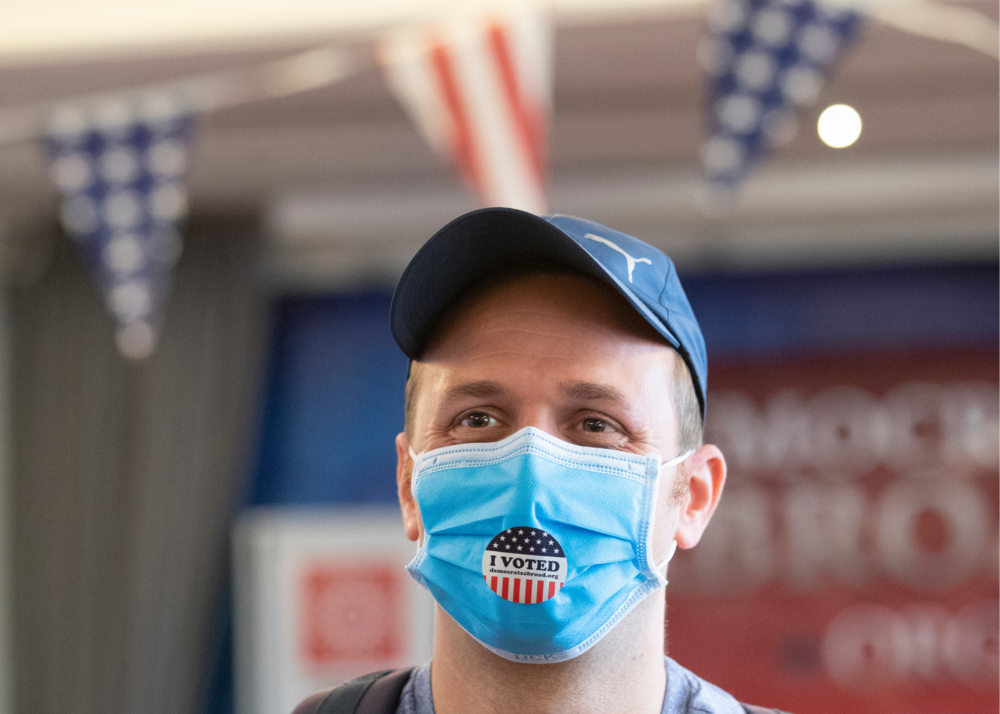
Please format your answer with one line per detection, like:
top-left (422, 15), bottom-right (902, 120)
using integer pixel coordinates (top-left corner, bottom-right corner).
top-left (379, 30), bottom-right (451, 156)
top-left (380, 12), bottom-right (551, 213)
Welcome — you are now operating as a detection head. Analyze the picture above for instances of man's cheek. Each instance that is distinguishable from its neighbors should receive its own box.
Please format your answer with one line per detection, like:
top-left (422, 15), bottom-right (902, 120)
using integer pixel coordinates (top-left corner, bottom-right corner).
top-left (652, 499), bottom-right (681, 559)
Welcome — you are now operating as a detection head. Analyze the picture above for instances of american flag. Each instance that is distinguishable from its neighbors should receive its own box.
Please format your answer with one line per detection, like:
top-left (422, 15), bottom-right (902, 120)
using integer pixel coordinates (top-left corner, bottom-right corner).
top-left (45, 93), bottom-right (193, 359)
top-left (380, 11), bottom-right (551, 214)
top-left (481, 526), bottom-right (567, 604)
top-left (700, 0), bottom-right (861, 188)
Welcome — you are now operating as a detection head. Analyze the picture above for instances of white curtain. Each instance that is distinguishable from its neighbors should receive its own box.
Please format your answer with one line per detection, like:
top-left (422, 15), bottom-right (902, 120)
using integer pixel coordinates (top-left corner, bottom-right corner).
top-left (8, 218), bottom-right (268, 714)
top-left (0, 292), bottom-right (14, 714)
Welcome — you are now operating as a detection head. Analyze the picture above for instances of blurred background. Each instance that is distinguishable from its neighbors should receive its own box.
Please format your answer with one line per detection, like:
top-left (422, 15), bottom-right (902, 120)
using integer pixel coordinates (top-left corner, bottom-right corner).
top-left (0, 0), bottom-right (996, 713)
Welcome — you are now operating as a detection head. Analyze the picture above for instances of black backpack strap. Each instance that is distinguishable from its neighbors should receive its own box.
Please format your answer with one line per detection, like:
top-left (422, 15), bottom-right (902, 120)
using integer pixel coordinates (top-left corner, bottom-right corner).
top-left (313, 668), bottom-right (416, 714)
top-left (355, 668), bottom-right (417, 714)
top-left (742, 704), bottom-right (792, 714)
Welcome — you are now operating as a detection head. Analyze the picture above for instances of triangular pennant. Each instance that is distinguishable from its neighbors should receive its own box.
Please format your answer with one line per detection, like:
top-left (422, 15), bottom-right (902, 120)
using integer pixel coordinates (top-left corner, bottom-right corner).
top-left (380, 12), bottom-right (552, 213)
top-left (700, 0), bottom-right (862, 189)
top-left (45, 93), bottom-right (194, 359)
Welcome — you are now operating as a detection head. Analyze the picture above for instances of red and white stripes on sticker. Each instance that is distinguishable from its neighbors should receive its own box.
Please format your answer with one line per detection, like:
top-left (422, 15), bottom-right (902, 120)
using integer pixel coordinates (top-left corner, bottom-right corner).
top-left (380, 12), bottom-right (551, 214)
top-left (485, 575), bottom-right (562, 604)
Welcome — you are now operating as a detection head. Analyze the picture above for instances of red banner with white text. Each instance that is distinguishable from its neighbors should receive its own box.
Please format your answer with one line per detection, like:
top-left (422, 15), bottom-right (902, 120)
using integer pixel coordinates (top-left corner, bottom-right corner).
top-left (668, 349), bottom-right (998, 714)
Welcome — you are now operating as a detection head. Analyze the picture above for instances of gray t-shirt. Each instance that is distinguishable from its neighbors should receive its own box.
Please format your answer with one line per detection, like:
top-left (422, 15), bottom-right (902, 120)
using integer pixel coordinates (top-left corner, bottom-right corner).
top-left (396, 656), bottom-right (746, 714)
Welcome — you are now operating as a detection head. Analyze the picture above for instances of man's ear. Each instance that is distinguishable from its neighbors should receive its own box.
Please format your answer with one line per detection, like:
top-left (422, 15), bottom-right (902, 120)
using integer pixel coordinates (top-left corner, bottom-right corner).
top-left (674, 444), bottom-right (727, 549)
top-left (396, 432), bottom-right (421, 542)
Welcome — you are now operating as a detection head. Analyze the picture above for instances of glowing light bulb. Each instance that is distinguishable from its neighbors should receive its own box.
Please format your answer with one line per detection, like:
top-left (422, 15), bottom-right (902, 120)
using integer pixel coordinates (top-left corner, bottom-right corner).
top-left (817, 104), bottom-right (862, 148)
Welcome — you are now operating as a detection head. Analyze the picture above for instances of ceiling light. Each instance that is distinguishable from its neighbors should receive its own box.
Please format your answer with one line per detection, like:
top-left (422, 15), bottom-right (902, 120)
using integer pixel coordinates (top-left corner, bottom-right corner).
top-left (817, 104), bottom-right (862, 148)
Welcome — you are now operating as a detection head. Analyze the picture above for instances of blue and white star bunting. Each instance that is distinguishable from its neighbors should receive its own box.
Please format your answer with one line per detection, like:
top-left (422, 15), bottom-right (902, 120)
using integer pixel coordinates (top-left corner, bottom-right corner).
top-left (45, 93), bottom-right (194, 359)
top-left (700, 0), bottom-right (862, 189)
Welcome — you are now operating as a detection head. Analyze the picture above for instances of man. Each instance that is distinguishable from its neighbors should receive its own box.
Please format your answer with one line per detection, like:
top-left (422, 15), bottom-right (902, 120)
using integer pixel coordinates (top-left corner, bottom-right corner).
top-left (294, 208), bottom-right (784, 714)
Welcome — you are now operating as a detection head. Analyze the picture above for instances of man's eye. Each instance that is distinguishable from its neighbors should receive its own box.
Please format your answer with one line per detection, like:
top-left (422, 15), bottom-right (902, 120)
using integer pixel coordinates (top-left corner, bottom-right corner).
top-left (462, 412), bottom-right (496, 428)
top-left (582, 417), bottom-right (612, 433)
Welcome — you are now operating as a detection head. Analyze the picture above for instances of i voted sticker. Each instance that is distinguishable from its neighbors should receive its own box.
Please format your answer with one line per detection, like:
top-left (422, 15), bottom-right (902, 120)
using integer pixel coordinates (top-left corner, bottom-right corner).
top-left (481, 526), bottom-right (567, 604)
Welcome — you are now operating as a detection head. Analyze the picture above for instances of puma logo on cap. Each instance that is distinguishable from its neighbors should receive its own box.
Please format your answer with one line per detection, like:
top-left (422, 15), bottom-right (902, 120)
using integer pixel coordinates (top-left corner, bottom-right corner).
top-left (584, 233), bottom-right (651, 283)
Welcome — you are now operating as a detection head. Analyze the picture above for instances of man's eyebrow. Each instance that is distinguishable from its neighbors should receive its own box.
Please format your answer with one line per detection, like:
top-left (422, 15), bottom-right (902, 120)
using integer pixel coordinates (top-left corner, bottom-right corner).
top-left (560, 381), bottom-right (628, 403)
top-left (443, 380), bottom-right (511, 401)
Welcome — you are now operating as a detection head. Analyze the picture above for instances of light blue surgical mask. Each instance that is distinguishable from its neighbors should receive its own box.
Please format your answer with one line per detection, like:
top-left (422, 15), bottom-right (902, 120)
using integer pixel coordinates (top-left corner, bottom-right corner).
top-left (406, 426), bottom-right (692, 664)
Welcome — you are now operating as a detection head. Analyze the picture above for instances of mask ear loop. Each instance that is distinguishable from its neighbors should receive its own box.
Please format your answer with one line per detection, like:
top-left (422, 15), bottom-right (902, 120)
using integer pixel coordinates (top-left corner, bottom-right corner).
top-left (407, 446), bottom-right (425, 547)
top-left (654, 539), bottom-right (678, 572)
top-left (652, 449), bottom-right (695, 574)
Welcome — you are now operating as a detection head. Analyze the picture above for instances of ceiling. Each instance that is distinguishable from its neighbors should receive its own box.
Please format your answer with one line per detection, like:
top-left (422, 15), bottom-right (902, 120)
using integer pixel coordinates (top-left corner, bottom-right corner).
top-left (0, 0), bottom-right (995, 286)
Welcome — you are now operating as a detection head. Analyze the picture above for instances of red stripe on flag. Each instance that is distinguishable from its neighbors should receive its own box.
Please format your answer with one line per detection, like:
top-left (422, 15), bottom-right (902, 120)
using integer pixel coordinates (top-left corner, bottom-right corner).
top-left (430, 42), bottom-right (484, 196)
top-left (487, 23), bottom-right (546, 184)
top-left (513, 577), bottom-right (521, 603)
top-left (502, 577), bottom-right (509, 600)
top-left (525, 578), bottom-right (533, 604)
top-left (548, 581), bottom-right (555, 600)
top-left (537, 579), bottom-right (545, 603)
top-left (491, 576), bottom-right (498, 593)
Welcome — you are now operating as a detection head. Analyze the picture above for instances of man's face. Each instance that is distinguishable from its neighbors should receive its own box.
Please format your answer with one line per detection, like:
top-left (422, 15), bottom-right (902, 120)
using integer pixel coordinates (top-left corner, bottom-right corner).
top-left (397, 271), bottom-right (687, 564)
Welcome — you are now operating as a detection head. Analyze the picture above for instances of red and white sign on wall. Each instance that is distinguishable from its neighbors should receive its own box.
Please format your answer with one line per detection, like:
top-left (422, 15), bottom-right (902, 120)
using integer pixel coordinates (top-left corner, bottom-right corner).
top-left (298, 562), bottom-right (406, 670)
top-left (668, 349), bottom-right (998, 714)
top-left (234, 508), bottom-right (434, 714)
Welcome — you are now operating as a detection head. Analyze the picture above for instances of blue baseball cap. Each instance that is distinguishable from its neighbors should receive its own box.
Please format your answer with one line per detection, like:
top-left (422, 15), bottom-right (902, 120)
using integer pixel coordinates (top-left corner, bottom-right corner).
top-left (390, 207), bottom-right (708, 420)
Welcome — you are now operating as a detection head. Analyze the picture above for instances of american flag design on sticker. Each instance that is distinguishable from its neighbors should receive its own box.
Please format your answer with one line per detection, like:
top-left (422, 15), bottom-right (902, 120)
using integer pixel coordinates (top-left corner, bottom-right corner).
top-left (481, 526), bottom-right (567, 604)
